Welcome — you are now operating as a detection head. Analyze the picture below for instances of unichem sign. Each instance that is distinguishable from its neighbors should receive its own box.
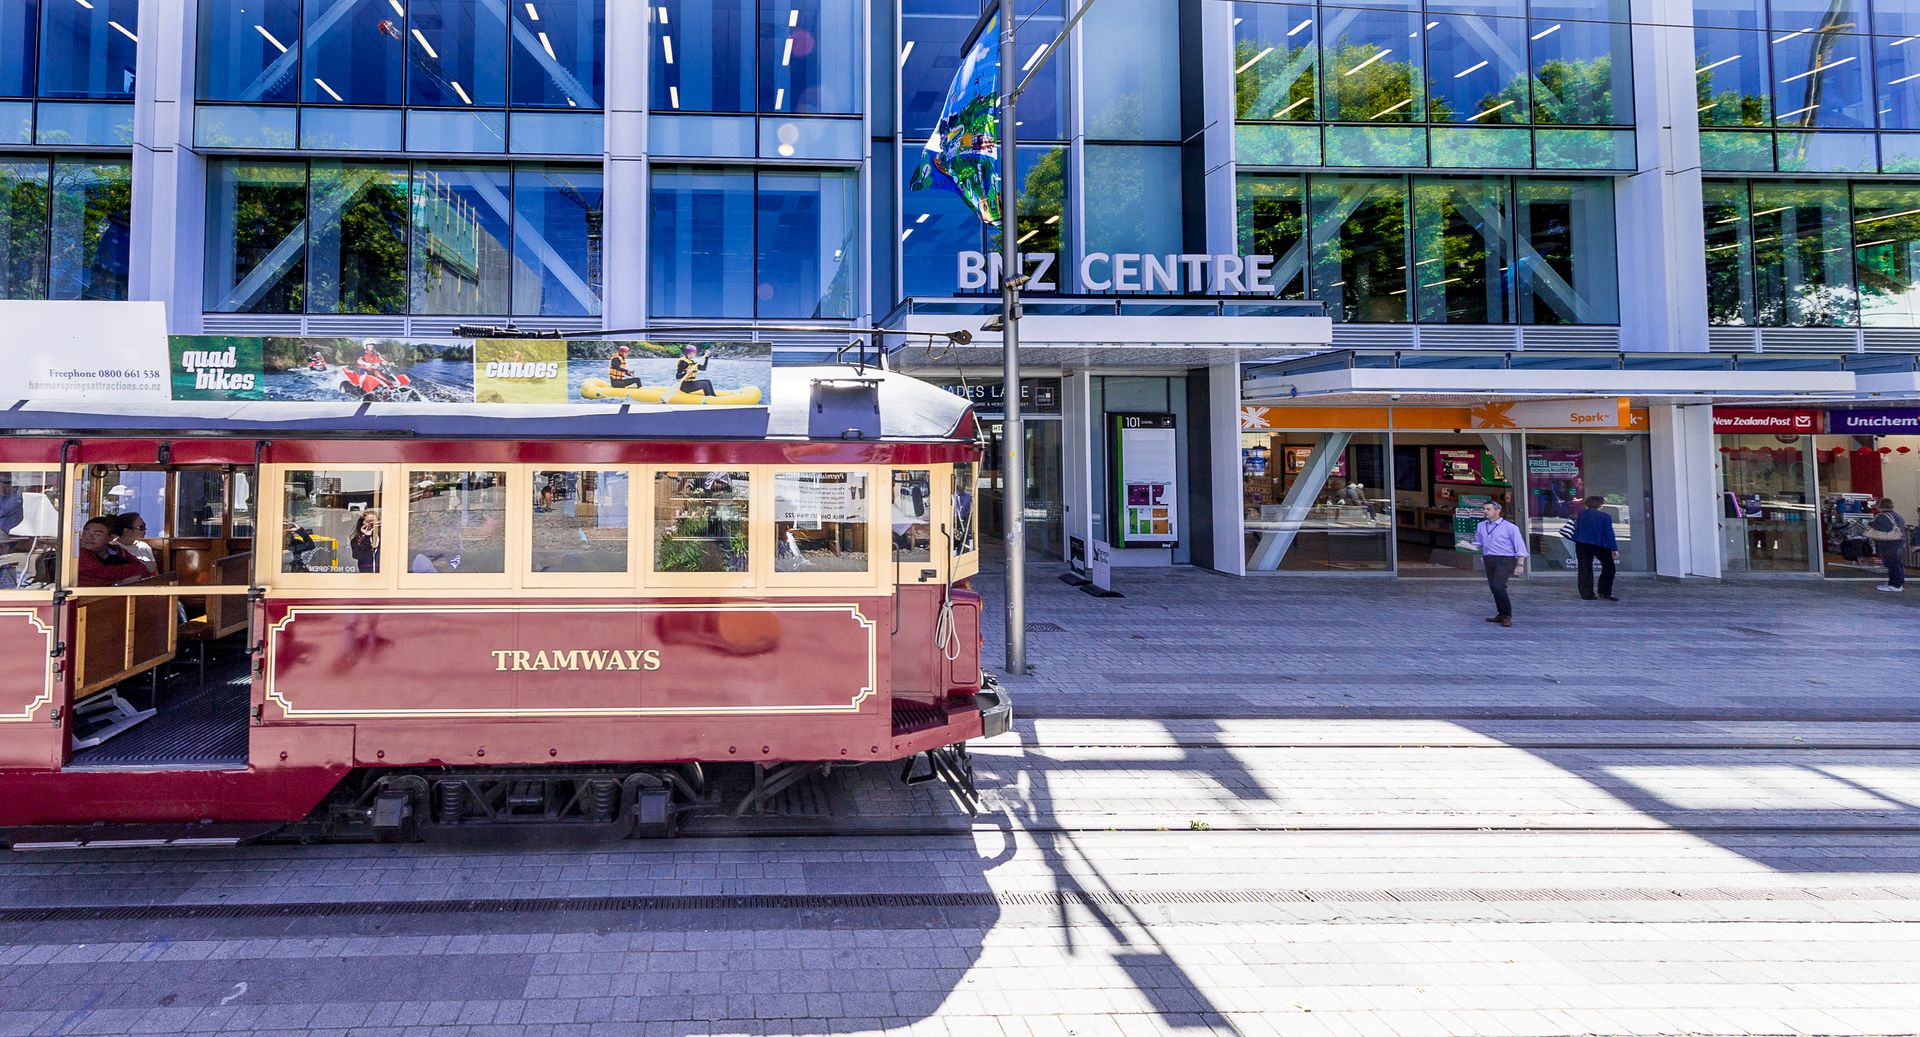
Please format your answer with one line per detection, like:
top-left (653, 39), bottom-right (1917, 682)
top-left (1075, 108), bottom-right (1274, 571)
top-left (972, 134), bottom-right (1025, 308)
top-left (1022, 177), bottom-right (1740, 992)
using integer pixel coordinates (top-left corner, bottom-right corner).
top-left (957, 251), bottom-right (1283, 294)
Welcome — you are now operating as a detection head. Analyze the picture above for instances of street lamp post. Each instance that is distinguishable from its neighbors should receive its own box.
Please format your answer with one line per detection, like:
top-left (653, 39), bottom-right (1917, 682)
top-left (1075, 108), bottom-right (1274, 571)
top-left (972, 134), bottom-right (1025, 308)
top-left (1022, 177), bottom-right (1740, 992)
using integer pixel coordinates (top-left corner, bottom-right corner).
top-left (997, 0), bottom-right (1027, 677)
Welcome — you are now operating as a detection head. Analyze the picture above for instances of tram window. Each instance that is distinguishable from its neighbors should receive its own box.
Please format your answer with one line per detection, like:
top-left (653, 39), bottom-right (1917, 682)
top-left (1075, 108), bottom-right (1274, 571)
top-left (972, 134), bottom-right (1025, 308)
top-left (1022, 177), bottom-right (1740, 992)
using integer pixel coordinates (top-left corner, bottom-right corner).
top-left (532, 470), bottom-right (630, 574)
top-left (281, 470), bottom-right (385, 574)
top-left (407, 471), bottom-right (508, 575)
top-left (654, 470), bottom-right (751, 574)
top-left (891, 471), bottom-right (933, 563)
top-left (1, 470), bottom-right (62, 589)
top-left (774, 472), bottom-right (870, 573)
top-left (952, 463), bottom-right (978, 557)
top-left (231, 472), bottom-right (255, 538)
top-left (175, 471), bottom-right (229, 538)
top-left (103, 470), bottom-right (167, 534)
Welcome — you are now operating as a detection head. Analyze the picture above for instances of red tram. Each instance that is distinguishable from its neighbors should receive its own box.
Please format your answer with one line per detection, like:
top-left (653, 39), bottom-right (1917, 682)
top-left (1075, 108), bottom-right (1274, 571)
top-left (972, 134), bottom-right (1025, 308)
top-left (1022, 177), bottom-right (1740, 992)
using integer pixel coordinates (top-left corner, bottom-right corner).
top-left (0, 366), bottom-right (1004, 842)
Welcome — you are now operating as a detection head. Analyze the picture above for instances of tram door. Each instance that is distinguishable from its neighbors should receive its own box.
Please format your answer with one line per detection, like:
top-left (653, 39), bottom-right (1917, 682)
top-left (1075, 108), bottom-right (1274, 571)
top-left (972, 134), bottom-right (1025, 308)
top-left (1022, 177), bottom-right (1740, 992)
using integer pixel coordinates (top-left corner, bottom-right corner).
top-left (60, 463), bottom-right (257, 767)
top-left (979, 418), bottom-right (1064, 559)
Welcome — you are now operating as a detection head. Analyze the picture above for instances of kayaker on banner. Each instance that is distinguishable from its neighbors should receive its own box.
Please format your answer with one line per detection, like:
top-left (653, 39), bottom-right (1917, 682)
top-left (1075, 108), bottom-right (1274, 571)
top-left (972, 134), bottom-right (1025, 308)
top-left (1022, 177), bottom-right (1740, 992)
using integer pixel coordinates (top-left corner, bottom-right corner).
top-left (676, 345), bottom-right (717, 397)
top-left (608, 345), bottom-right (641, 389)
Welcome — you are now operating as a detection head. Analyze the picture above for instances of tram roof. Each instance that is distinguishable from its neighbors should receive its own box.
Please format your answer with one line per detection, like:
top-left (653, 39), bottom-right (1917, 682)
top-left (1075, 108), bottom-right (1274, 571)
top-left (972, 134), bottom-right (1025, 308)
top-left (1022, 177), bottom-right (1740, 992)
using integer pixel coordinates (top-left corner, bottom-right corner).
top-left (0, 366), bottom-right (973, 443)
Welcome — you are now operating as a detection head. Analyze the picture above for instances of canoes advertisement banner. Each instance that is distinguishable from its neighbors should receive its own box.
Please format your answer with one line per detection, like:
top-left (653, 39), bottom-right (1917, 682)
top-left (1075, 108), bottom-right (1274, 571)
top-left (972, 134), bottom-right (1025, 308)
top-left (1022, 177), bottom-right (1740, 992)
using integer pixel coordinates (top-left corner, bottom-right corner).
top-left (909, 10), bottom-right (1001, 227)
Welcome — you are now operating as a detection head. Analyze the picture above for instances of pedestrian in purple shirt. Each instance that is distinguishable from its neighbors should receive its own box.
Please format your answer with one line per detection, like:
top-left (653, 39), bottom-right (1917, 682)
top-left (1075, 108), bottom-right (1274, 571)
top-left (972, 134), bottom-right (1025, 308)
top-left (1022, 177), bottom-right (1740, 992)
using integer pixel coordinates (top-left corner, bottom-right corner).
top-left (1472, 500), bottom-right (1526, 627)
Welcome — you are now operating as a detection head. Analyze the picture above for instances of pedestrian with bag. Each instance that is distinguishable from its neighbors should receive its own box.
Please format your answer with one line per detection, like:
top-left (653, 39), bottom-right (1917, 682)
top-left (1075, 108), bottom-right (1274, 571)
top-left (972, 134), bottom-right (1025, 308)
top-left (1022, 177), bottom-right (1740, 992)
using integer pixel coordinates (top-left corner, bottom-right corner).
top-left (1472, 500), bottom-right (1526, 627)
top-left (1865, 497), bottom-right (1908, 593)
top-left (1571, 495), bottom-right (1620, 602)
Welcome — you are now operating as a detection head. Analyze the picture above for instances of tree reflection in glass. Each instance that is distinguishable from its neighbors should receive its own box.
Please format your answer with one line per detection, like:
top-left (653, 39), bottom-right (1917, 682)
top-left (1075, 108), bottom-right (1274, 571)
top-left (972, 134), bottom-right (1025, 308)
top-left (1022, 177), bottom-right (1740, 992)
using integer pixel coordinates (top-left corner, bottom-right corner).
top-left (1750, 181), bottom-right (1857, 327)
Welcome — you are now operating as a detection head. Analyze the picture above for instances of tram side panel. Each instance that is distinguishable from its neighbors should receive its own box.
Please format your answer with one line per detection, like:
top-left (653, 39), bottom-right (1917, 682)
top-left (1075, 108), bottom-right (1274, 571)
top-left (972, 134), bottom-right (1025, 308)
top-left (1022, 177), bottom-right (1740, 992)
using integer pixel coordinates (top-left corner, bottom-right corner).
top-left (256, 595), bottom-right (934, 767)
top-left (0, 605), bottom-right (64, 770)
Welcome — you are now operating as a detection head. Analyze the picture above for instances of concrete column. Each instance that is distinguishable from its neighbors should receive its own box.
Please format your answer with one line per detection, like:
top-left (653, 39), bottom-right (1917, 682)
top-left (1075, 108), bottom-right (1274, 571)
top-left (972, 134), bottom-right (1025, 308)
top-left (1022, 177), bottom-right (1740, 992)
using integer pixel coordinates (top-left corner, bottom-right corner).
top-left (129, 0), bottom-right (203, 333)
top-left (1649, 402), bottom-right (1722, 578)
top-left (1616, 0), bottom-right (1707, 353)
top-left (1208, 362), bottom-right (1246, 574)
top-left (602, 0), bottom-right (651, 331)
top-left (1197, 0), bottom-right (1237, 257)
top-left (1061, 370), bottom-right (1096, 559)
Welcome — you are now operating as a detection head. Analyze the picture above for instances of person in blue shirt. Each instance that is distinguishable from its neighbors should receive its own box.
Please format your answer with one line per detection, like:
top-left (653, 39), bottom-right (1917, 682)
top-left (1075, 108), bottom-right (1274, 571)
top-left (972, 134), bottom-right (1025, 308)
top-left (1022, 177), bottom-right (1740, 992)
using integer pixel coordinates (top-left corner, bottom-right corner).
top-left (1471, 499), bottom-right (1526, 627)
top-left (1571, 495), bottom-right (1620, 602)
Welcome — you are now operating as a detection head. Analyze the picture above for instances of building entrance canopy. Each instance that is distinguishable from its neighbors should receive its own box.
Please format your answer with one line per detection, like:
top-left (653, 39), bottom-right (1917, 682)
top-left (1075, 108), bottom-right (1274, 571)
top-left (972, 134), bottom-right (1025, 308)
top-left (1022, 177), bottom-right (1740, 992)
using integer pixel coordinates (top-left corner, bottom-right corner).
top-left (881, 296), bottom-right (1332, 371)
top-left (1242, 350), bottom-right (1865, 408)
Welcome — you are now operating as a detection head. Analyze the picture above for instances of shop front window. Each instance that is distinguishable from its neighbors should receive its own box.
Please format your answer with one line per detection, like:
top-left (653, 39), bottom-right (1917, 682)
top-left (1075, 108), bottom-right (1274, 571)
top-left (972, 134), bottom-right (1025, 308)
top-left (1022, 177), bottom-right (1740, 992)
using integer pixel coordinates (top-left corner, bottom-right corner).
top-left (1523, 434), bottom-right (1653, 575)
top-left (1243, 430), bottom-right (1391, 572)
top-left (1719, 434), bottom-right (1818, 572)
top-left (1815, 434), bottom-right (1920, 579)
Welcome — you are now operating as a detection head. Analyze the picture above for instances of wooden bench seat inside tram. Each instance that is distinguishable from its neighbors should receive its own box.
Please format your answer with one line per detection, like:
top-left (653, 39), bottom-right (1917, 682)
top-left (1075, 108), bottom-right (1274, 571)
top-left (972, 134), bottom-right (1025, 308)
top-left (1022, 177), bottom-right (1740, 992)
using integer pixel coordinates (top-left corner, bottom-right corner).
top-left (69, 578), bottom-right (178, 748)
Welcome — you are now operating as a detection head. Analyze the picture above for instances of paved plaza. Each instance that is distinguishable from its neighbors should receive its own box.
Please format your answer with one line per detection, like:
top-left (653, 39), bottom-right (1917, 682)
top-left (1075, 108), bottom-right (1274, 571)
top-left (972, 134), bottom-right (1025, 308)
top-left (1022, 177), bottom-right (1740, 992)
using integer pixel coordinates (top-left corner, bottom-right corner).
top-left (4, 566), bottom-right (1920, 1036)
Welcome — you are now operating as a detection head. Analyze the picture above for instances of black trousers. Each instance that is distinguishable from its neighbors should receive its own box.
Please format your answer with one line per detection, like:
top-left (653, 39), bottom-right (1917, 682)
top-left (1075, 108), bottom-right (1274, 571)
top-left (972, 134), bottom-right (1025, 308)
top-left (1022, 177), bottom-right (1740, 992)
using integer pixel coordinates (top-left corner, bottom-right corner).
top-left (1883, 547), bottom-right (1907, 589)
top-left (1484, 555), bottom-right (1518, 617)
top-left (1576, 543), bottom-right (1616, 599)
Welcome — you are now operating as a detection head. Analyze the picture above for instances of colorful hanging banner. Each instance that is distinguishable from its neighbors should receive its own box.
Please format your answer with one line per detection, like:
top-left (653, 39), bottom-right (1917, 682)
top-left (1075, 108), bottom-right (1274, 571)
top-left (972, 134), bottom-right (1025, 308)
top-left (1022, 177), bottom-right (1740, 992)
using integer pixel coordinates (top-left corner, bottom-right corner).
top-left (908, 11), bottom-right (1002, 226)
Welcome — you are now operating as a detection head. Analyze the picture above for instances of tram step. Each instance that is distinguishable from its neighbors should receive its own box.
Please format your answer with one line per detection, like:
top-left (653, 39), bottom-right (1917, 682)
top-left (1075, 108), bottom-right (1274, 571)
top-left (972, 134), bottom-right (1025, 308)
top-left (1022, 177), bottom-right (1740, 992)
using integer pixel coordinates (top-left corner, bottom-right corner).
top-left (5, 822), bottom-right (280, 851)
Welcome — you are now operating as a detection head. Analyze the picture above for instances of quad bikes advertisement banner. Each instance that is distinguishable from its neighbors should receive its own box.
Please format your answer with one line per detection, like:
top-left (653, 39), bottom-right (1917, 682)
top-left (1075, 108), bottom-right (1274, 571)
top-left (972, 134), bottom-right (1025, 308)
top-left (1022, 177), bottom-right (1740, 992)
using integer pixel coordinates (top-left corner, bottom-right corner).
top-left (155, 337), bottom-right (772, 408)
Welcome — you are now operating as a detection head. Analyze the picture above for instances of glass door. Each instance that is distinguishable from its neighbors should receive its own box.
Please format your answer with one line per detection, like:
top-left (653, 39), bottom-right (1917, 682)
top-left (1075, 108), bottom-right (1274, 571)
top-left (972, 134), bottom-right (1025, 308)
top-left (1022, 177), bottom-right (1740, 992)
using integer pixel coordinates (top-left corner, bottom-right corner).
top-left (979, 418), bottom-right (1064, 559)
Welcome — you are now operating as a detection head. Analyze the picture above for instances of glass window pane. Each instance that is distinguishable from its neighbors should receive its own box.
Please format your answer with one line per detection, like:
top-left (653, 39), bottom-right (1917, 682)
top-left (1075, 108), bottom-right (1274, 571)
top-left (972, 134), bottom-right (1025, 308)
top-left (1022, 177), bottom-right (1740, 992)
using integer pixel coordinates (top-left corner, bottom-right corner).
top-left (951, 463), bottom-right (976, 558)
top-left (1010, 1), bottom-right (1066, 140)
top-left (1703, 179), bottom-right (1755, 325)
top-left (902, 143), bottom-right (983, 297)
top-left (512, 164), bottom-right (603, 317)
top-left (654, 0), bottom-right (754, 113)
top-left (309, 163), bottom-right (408, 315)
top-left (1425, 15), bottom-right (1528, 124)
top-left (1694, 27), bottom-right (1772, 126)
top-left (1322, 6), bottom-right (1425, 123)
top-left (654, 470), bottom-right (751, 573)
top-left (1413, 177), bottom-right (1510, 323)
top-left (1243, 432), bottom-right (1391, 572)
top-left (532, 469), bottom-right (628, 573)
top-left (1720, 434), bottom-right (1816, 572)
top-left (1773, 28), bottom-right (1871, 128)
top-left (763, 0), bottom-right (859, 115)
top-left (1309, 176), bottom-right (1409, 323)
top-left (48, 157), bottom-right (130, 301)
top-left (1772, 0), bottom-right (1867, 28)
top-left (1514, 176), bottom-right (1617, 325)
top-left (1083, 145), bottom-right (1182, 260)
top-left (0, 157), bottom-right (48, 299)
top-left (302, 0), bottom-right (403, 105)
top-left (1874, 0), bottom-right (1920, 37)
top-left (196, 0), bottom-right (300, 103)
top-left (1751, 180), bottom-right (1857, 327)
top-left (232, 472), bottom-right (255, 538)
top-left (1235, 173), bottom-right (1309, 299)
top-left (1524, 434), bottom-right (1652, 573)
top-left (1693, 0), bottom-right (1766, 30)
top-left (986, 145), bottom-right (1065, 273)
top-left (407, 470), bottom-right (507, 574)
top-left (1083, 0), bottom-right (1181, 139)
top-left (38, 0), bottom-right (136, 100)
top-left (900, 0), bottom-right (976, 138)
top-left (204, 160), bottom-right (308, 314)
top-left (891, 470), bottom-right (932, 563)
top-left (282, 470), bottom-right (383, 574)
top-left (650, 165), bottom-right (754, 317)
top-left (0, 469), bottom-right (61, 588)
top-left (774, 471), bottom-right (869, 572)
top-left (1234, 2), bottom-right (1320, 122)
top-left (408, 0), bottom-right (508, 108)
top-left (1876, 34), bottom-right (1920, 130)
top-left (0, 0), bottom-right (36, 98)
top-left (756, 168), bottom-right (858, 318)
top-left (1853, 183), bottom-right (1920, 326)
top-left (410, 165), bottom-right (511, 315)
top-left (174, 470), bottom-right (229, 539)
top-left (1530, 17), bottom-right (1630, 126)
top-left (511, 0), bottom-right (603, 109)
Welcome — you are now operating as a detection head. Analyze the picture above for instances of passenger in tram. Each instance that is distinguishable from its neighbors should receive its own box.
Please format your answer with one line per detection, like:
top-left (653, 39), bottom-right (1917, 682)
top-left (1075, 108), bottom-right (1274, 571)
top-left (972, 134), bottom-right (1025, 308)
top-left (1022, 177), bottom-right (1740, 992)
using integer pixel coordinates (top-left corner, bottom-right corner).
top-left (0, 473), bottom-right (22, 549)
top-left (608, 345), bottom-right (641, 389)
top-left (111, 513), bottom-right (159, 575)
top-left (349, 510), bottom-right (381, 573)
top-left (676, 345), bottom-right (717, 397)
top-left (77, 516), bottom-right (152, 586)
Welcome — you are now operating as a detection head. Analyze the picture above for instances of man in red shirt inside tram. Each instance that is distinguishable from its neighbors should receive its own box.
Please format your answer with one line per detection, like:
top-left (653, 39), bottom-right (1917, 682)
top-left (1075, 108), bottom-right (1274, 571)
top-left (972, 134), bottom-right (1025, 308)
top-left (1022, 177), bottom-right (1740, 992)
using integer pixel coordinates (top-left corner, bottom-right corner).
top-left (77, 516), bottom-right (152, 587)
